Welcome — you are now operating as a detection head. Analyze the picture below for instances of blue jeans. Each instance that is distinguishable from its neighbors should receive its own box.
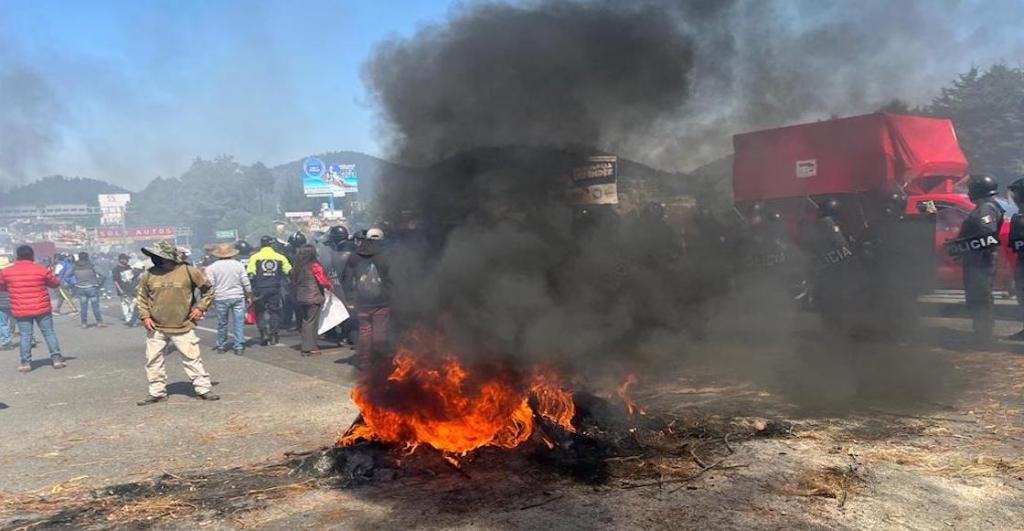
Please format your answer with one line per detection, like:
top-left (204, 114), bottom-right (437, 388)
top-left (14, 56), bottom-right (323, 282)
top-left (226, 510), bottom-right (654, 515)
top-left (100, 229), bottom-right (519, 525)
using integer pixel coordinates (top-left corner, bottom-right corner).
top-left (0, 309), bottom-right (11, 346)
top-left (215, 298), bottom-right (246, 350)
top-left (78, 287), bottom-right (103, 325)
top-left (16, 313), bottom-right (62, 364)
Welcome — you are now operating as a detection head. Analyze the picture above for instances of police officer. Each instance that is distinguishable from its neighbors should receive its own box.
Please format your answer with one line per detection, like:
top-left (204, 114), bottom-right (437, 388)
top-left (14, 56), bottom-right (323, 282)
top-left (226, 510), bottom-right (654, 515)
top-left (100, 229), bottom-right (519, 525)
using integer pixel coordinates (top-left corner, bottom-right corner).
top-left (280, 232), bottom-right (306, 330)
top-left (954, 175), bottom-right (1004, 344)
top-left (861, 191), bottom-right (922, 338)
top-left (806, 198), bottom-right (855, 331)
top-left (1006, 178), bottom-right (1024, 341)
top-left (246, 236), bottom-right (292, 346)
top-left (322, 226), bottom-right (357, 344)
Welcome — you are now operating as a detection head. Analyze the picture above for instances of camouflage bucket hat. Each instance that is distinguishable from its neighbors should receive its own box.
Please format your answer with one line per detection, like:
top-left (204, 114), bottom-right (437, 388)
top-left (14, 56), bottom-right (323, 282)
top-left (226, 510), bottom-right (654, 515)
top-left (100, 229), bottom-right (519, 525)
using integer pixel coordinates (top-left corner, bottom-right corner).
top-left (141, 240), bottom-right (182, 263)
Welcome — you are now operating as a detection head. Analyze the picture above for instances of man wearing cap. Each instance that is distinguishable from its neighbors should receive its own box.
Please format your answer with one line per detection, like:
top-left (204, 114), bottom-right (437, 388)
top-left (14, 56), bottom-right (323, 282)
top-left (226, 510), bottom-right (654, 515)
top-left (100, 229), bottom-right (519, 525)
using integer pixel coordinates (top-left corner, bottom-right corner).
top-left (205, 243), bottom-right (252, 355)
top-left (246, 236), bottom-right (292, 346)
top-left (342, 227), bottom-right (391, 369)
top-left (135, 240), bottom-right (218, 405)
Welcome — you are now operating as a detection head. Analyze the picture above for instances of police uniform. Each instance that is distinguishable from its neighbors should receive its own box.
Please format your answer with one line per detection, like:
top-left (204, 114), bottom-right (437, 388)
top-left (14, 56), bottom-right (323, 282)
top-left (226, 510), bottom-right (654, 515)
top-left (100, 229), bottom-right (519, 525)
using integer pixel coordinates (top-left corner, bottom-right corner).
top-left (956, 196), bottom-right (1004, 341)
top-left (1008, 209), bottom-right (1024, 337)
top-left (807, 213), bottom-right (856, 330)
top-left (246, 245), bottom-right (292, 345)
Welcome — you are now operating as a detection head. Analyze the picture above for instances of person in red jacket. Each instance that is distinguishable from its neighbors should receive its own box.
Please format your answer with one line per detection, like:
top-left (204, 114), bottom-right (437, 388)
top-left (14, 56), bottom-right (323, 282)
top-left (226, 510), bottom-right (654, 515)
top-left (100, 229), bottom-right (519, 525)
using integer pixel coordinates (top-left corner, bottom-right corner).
top-left (0, 246), bottom-right (66, 373)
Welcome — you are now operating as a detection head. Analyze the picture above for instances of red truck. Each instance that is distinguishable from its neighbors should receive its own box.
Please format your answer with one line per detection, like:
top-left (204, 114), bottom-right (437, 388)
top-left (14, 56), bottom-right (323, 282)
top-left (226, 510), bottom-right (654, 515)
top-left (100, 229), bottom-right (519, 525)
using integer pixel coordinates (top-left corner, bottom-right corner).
top-left (732, 112), bottom-right (1014, 291)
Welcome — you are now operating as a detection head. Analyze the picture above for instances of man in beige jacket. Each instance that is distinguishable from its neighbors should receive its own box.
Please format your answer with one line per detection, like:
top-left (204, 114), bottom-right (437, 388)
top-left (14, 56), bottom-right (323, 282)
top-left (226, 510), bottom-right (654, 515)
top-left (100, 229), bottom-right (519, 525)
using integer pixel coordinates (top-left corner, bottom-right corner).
top-left (135, 241), bottom-right (219, 405)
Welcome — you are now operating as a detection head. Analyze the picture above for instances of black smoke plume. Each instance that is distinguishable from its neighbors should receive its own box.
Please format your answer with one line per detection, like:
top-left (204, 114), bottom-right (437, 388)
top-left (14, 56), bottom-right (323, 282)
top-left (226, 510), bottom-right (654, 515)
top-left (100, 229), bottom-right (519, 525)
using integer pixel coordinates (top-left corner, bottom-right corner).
top-left (366, 1), bottom-right (708, 379)
top-left (362, 0), bottom-right (987, 406)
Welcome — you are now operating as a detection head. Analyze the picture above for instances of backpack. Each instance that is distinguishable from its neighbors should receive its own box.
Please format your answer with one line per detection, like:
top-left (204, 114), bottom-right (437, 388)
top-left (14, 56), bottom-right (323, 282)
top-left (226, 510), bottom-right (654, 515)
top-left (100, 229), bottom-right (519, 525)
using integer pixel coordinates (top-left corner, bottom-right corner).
top-left (356, 262), bottom-right (383, 301)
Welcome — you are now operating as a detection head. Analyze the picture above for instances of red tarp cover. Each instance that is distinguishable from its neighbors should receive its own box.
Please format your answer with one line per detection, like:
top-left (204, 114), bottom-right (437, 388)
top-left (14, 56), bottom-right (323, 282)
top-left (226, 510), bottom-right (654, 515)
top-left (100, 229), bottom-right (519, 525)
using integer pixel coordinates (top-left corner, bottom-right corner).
top-left (732, 113), bottom-right (968, 202)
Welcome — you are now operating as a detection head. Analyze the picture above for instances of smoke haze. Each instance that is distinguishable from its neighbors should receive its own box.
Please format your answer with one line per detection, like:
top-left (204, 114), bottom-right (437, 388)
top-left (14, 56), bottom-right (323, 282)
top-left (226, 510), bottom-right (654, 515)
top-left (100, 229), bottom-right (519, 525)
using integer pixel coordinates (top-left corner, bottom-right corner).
top-left (363, 0), bottom-right (1002, 405)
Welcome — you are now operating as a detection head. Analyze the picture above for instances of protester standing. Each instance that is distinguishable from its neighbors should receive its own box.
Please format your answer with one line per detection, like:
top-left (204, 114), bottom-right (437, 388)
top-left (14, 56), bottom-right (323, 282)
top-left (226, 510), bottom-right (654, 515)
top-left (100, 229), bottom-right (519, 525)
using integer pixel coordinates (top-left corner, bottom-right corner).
top-left (51, 253), bottom-right (74, 315)
top-left (0, 270), bottom-right (12, 350)
top-left (247, 236), bottom-right (291, 346)
top-left (111, 253), bottom-right (141, 327)
top-left (0, 246), bottom-right (66, 373)
top-left (342, 228), bottom-right (391, 368)
top-left (71, 252), bottom-right (106, 328)
top-left (135, 241), bottom-right (218, 405)
top-left (291, 244), bottom-right (333, 356)
top-left (205, 243), bottom-right (252, 355)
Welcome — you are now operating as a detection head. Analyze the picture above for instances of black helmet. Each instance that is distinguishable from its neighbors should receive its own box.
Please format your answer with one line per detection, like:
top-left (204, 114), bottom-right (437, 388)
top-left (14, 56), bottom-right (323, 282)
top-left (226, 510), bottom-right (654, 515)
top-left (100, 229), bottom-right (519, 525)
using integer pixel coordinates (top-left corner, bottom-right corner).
top-left (234, 240), bottom-right (253, 255)
top-left (968, 174), bottom-right (999, 201)
top-left (1008, 177), bottom-right (1024, 204)
top-left (353, 229), bottom-right (368, 241)
top-left (817, 198), bottom-right (840, 218)
top-left (883, 192), bottom-right (907, 216)
top-left (326, 225), bottom-right (349, 243)
top-left (288, 231), bottom-right (307, 247)
top-left (259, 235), bottom-right (275, 248)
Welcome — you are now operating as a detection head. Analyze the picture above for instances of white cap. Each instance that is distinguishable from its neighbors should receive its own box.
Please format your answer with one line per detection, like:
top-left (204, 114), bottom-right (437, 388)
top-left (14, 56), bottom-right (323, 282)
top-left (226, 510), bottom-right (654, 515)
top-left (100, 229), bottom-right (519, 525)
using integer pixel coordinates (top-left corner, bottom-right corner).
top-left (366, 228), bottom-right (384, 240)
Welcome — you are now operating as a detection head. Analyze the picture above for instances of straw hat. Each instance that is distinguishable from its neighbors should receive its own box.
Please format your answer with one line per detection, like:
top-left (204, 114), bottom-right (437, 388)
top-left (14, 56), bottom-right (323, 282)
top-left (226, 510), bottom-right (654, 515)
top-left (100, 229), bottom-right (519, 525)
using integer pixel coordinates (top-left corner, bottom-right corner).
top-left (210, 242), bottom-right (239, 258)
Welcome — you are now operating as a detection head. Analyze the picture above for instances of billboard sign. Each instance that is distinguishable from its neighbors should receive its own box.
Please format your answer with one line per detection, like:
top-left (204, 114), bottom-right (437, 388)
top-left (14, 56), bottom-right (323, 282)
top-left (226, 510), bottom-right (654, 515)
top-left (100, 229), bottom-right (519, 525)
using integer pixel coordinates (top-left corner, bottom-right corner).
top-left (99, 193), bottom-right (131, 226)
top-left (568, 155), bottom-right (619, 205)
top-left (303, 162), bottom-right (358, 197)
top-left (214, 229), bottom-right (238, 240)
top-left (98, 193), bottom-right (131, 208)
top-left (96, 226), bottom-right (176, 241)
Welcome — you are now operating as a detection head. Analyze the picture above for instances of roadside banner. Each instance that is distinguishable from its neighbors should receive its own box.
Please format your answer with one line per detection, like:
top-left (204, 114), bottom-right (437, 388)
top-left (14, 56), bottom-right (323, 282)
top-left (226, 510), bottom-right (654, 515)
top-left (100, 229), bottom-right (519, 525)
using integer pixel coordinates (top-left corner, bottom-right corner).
top-left (96, 226), bottom-right (176, 241)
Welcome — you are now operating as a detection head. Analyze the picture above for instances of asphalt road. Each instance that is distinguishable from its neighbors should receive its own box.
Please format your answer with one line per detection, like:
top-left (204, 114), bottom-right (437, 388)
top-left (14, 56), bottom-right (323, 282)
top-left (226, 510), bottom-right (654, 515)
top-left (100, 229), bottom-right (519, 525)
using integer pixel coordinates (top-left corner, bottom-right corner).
top-left (0, 300), bottom-right (360, 493)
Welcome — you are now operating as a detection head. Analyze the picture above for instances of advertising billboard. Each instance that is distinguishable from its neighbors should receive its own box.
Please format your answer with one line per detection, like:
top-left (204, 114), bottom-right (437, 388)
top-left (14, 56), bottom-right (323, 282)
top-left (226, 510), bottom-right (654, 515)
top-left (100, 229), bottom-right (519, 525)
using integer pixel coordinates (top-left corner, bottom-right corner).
top-left (302, 159), bottom-right (358, 197)
top-left (568, 155), bottom-right (619, 205)
top-left (98, 193), bottom-right (131, 226)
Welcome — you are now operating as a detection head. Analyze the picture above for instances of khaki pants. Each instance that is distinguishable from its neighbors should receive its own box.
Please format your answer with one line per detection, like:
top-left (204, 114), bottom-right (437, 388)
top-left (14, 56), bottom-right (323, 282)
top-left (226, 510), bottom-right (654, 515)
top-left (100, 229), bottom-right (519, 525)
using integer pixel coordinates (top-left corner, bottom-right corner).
top-left (144, 329), bottom-right (212, 398)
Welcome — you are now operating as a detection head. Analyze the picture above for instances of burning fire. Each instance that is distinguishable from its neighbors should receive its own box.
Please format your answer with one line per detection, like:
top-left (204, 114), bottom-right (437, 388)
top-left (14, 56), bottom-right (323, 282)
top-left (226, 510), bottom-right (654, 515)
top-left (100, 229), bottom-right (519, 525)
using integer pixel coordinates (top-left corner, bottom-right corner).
top-left (339, 329), bottom-right (575, 455)
top-left (616, 373), bottom-right (646, 416)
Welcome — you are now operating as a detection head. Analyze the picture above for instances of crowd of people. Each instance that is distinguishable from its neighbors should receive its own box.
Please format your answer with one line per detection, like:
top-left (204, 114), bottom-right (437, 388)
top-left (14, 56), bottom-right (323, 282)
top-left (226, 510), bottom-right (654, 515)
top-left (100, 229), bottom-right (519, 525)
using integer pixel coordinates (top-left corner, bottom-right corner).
top-left (0, 225), bottom-right (394, 406)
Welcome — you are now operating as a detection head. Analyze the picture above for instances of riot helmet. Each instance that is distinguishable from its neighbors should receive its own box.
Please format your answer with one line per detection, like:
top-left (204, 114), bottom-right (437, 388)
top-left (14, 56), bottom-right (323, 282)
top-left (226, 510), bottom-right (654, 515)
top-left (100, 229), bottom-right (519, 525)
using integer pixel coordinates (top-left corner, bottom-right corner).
top-left (325, 225), bottom-right (349, 245)
top-left (968, 174), bottom-right (999, 201)
top-left (817, 198), bottom-right (840, 219)
top-left (259, 235), bottom-right (275, 248)
top-left (749, 202), bottom-right (765, 225)
top-left (288, 231), bottom-right (307, 247)
top-left (1008, 177), bottom-right (1024, 206)
top-left (883, 192), bottom-right (907, 217)
top-left (234, 240), bottom-right (253, 255)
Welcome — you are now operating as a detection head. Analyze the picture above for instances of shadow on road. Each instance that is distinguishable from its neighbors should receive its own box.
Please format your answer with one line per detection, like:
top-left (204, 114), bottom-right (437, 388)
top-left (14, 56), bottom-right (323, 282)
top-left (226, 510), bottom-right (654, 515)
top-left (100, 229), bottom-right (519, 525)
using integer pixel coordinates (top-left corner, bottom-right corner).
top-left (27, 356), bottom-right (78, 370)
top-left (0, 402), bottom-right (8, 410)
top-left (165, 380), bottom-right (220, 398)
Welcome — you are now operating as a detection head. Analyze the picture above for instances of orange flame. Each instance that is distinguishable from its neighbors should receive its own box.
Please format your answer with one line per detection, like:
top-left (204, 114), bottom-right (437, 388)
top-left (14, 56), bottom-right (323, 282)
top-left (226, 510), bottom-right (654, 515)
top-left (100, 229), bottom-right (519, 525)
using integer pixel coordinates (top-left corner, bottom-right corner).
top-left (616, 373), bottom-right (646, 416)
top-left (339, 329), bottom-right (574, 455)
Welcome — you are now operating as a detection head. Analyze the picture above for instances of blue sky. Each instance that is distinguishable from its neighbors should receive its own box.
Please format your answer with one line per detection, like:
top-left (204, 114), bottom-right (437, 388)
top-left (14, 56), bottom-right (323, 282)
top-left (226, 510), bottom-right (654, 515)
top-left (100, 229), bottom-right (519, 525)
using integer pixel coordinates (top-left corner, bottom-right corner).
top-left (1, 0), bottom-right (462, 188)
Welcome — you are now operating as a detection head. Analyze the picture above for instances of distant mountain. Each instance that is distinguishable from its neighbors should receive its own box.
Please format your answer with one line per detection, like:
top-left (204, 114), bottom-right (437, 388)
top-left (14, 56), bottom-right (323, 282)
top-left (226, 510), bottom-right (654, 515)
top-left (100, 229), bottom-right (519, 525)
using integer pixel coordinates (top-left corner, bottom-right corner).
top-left (0, 176), bottom-right (129, 206)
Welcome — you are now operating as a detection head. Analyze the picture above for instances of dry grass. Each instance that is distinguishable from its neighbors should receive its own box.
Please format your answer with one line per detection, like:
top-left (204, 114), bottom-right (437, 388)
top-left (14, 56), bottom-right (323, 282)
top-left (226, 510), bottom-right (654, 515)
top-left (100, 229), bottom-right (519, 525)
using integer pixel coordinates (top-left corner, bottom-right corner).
top-left (789, 464), bottom-right (867, 507)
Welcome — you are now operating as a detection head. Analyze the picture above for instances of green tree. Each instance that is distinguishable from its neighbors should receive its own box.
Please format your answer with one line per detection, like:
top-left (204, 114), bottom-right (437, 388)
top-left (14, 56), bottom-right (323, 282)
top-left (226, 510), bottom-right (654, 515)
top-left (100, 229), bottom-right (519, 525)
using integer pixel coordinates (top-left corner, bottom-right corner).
top-left (924, 64), bottom-right (1024, 182)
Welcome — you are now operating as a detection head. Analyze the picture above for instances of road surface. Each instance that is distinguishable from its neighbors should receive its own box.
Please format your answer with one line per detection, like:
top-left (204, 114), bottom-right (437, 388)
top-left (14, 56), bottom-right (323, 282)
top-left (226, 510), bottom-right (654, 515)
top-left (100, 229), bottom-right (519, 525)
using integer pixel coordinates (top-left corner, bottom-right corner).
top-left (0, 301), bottom-right (359, 493)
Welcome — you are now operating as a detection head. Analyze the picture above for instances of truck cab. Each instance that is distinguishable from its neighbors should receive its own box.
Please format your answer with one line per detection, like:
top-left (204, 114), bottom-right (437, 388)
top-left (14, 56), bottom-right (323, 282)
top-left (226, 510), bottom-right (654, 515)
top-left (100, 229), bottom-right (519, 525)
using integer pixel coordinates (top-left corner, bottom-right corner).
top-left (732, 112), bottom-right (1003, 294)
